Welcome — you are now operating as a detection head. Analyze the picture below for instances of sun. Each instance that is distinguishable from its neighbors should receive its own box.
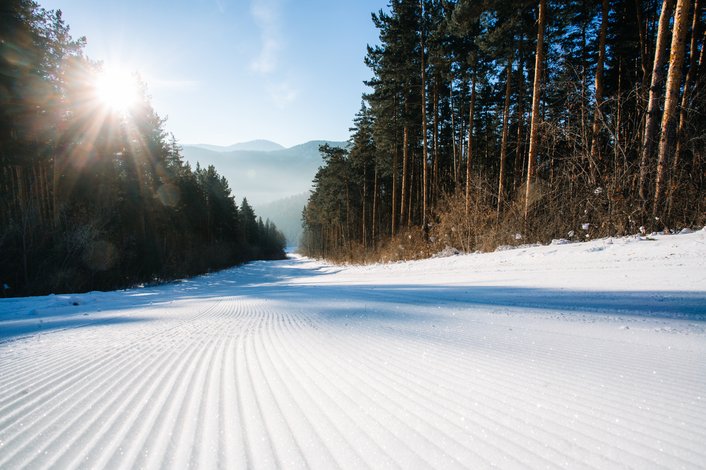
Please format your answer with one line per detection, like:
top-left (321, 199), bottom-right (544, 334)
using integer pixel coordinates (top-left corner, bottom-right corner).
top-left (94, 66), bottom-right (139, 113)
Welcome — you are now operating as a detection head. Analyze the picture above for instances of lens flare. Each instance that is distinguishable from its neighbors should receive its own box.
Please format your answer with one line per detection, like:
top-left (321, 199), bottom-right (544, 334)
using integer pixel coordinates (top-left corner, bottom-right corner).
top-left (94, 67), bottom-right (138, 113)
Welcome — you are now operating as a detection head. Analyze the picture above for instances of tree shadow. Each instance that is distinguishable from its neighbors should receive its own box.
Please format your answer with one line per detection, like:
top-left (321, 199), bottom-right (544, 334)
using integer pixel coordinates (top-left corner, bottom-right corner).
top-left (0, 315), bottom-right (152, 344)
top-left (1, 255), bottom-right (704, 344)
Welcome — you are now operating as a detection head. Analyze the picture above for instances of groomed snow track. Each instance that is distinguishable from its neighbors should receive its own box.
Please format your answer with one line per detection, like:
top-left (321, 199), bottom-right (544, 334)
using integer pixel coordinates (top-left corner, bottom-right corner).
top-left (1, 232), bottom-right (705, 469)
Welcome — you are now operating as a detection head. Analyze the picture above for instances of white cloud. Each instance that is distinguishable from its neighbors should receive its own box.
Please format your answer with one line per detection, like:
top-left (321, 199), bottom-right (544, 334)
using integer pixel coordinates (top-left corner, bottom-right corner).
top-left (250, 0), bottom-right (282, 75)
top-left (248, 0), bottom-right (299, 108)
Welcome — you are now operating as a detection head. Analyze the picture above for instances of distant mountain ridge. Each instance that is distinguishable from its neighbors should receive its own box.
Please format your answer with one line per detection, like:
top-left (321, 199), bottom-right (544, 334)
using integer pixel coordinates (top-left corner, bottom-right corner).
top-left (256, 192), bottom-right (310, 246)
top-left (181, 139), bottom-right (347, 245)
top-left (188, 139), bottom-right (285, 153)
top-left (181, 139), bottom-right (347, 206)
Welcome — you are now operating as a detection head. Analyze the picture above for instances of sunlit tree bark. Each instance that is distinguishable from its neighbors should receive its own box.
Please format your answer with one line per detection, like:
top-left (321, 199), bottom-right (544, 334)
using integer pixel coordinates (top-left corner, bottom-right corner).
top-left (654, 0), bottom-right (692, 221)
top-left (669, 0), bottom-right (702, 214)
top-left (639, 0), bottom-right (675, 205)
top-left (524, 0), bottom-right (546, 222)
top-left (465, 72), bottom-right (476, 217)
top-left (497, 52), bottom-right (513, 219)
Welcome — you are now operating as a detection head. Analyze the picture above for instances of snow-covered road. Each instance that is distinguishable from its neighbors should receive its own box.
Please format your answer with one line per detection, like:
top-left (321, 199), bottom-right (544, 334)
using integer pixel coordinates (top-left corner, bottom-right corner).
top-left (1, 231), bottom-right (705, 469)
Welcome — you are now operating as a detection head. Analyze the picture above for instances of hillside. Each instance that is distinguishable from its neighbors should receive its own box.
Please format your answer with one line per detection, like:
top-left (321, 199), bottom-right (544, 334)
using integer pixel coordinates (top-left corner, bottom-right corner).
top-left (256, 192), bottom-right (309, 246)
top-left (181, 140), bottom-right (346, 205)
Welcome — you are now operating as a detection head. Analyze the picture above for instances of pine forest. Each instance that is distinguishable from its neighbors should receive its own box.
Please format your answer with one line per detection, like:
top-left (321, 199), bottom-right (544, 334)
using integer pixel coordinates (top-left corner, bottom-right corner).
top-left (301, 0), bottom-right (705, 261)
top-left (1, 1), bottom-right (286, 296)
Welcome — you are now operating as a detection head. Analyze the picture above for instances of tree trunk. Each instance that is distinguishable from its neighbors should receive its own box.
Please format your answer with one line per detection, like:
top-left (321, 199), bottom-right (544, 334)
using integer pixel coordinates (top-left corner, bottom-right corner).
top-left (639, 0), bottom-right (675, 204)
top-left (635, 0), bottom-right (649, 87)
top-left (362, 165), bottom-right (367, 248)
top-left (392, 145), bottom-right (398, 237)
top-left (52, 152), bottom-right (61, 226)
top-left (390, 98), bottom-right (399, 238)
top-left (372, 163), bottom-right (378, 246)
top-left (457, 105), bottom-right (465, 190)
top-left (497, 53), bottom-right (514, 219)
top-left (432, 80), bottom-right (439, 208)
top-left (514, 37), bottom-right (526, 195)
top-left (580, 0), bottom-right (588, 145)
top-left (451, 87), bottom-right (458, 188)
top-left (400, 125), bottom-right (409, 228)
top-left (616, 58), bottom-right (624, 171)
top-left (589, 0), bottom-right (609, 182)
top-left (465, 72), bottom-right (476, 216)
top-left (669, 0), bottom-right (702, 214)
top-left (407, 151), bottom-right (414, 227)
top-left (524, 0), bottom-right (547, 222)
top-left (345, 175), bottom-right (351, 248)
top-left (449, 84), bottom-right (458, 188)
top-left (420, 0), bottom-right (429, 230)
top-left (654, 0), bottom-right (692, 221)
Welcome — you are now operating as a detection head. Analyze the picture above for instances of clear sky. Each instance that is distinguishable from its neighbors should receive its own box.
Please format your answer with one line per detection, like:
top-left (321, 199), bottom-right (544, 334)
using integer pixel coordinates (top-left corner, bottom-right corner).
top-left (39, 0), bottom-right (386, 148)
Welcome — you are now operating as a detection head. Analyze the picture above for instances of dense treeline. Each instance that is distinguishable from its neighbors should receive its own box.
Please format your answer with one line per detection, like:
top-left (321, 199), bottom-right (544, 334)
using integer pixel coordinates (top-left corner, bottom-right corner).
top-left (1, 1), bottom-right (285, 296)
top-left (302, 0), bottom-right (705, 261)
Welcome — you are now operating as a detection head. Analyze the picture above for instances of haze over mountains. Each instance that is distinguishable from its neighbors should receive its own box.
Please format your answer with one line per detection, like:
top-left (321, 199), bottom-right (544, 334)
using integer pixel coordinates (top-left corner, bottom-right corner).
top-left (255, 192), bottom-right (310, 247)
top-left (188, 139), bottom-right (286, 153)
top-left (181, 139), bottom-right (347, 245)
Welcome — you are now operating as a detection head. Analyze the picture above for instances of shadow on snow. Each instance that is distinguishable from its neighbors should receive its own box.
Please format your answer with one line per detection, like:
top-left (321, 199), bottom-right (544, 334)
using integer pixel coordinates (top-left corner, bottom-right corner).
top-left (1, 255), bottom-right (704, 343)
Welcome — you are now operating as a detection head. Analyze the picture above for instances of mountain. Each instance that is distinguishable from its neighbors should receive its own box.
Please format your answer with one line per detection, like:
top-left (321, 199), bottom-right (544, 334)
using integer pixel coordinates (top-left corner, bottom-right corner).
top-left (188, 139), bottom-right (285, 153)
top-left (181, 140), bottom-right (347, 206)
top-left (255, 192), bottom-right (310, 246)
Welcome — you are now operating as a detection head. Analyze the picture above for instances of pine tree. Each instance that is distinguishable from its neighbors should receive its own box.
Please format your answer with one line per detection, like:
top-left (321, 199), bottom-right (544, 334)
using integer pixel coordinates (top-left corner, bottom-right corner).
top-left (302, 0), bottom-right (706, 262)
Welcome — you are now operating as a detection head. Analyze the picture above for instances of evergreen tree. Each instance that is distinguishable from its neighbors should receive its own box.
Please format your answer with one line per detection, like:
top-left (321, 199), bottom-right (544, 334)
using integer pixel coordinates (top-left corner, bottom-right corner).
top-left (0, 1), bottom-right (285, 295)
top-left (302, 0), bottom-right (705, 262)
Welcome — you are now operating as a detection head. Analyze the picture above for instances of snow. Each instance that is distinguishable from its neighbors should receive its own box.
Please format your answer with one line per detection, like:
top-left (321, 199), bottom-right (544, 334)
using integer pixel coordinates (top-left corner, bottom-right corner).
top-left (1, 229), bottom-right (705, 469)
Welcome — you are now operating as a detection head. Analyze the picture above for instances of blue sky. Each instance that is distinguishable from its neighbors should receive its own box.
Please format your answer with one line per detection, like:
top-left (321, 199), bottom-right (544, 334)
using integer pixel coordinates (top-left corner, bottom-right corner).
top-left (40, 0), bottom-right (385, 147)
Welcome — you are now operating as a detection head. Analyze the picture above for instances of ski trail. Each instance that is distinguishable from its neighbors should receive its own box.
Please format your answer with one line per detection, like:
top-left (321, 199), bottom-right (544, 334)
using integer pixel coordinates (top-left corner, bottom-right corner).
top-left (1, 241), bottom-right (705, 469)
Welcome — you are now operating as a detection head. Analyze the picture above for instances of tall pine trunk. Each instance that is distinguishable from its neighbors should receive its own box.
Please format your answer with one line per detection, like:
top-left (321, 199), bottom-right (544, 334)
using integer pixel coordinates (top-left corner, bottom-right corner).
top-left (362, 165), bottom-right (367, 248)
top-left (639, 0), bottom-right (675, 205)
top-left (589, 0), bottom-right (609, 182)
top-left (407, 151), bottom-right (415, 227)
top-left (654, 0), bottom-right (692, 221)
top-left (392, 145), bottom-right (398, 237)
top-left (497, 52), bottom-right (513, 219)
top-left (669, 0), bottom-right (702, 215)
top-left (372, 163), bottom-right (378, 246)
top-left (433, 81), bottom-right (439, 207)
top-left (524, 0), bottom-right (547, 222)
top-left (465, 72), bottom-right (476, 216)
top-left (420, 0), bottom-right (429, 230)
top-left (400, 125), bottom-right (409, 228)
top-left (451, 86), bottom-right (459, 188)
top-left (635, 0), bottom-right (649, 92)
top-left (52, 152), bottom-right (61, 227)
top-left (514, 37), bottom-right (526, 195)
